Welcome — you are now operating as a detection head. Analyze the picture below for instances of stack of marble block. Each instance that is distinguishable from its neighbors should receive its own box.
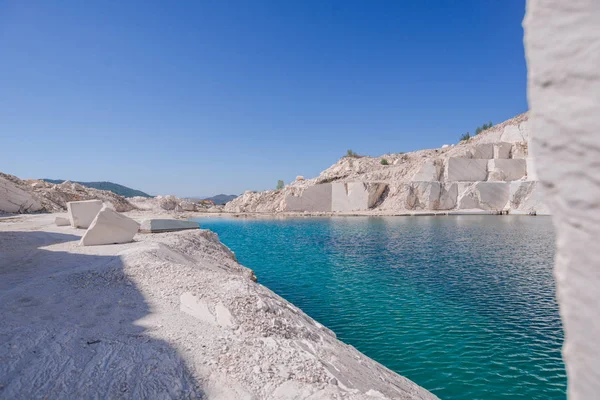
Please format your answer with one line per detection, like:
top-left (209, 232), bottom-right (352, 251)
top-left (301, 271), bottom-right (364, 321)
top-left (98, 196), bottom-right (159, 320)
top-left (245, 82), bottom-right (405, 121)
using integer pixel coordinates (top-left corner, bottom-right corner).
top-left (407, 141), bottom-right (547, 214)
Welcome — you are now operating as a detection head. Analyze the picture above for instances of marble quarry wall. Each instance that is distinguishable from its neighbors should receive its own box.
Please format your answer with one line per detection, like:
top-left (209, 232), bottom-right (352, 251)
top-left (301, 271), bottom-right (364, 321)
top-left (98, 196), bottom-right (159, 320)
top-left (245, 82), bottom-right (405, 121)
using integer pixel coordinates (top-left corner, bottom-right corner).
top-left (331, 182), bottom-right (387, 212)
top-left (285, 182), bottom-right (388, 212)
top-left (525, 0), bottom-right (600, 397)
top-left (285, 184), bottom-right (333, 212)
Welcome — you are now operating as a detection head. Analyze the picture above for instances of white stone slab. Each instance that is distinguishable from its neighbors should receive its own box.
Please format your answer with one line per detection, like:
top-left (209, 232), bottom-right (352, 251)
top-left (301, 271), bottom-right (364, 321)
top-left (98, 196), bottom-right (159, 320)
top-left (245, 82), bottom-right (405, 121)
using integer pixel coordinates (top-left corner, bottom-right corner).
top-left (139, 219), bottom-right (200, 233)
top-left (285, 184), bottom-right (332, 212)
top-left (412, 161), bottom-right (441, 181)
top-left (487, 159), bottom-right (527, 181)
top-left (0, 176), bottom-right (43, 213)
top-left (402, 182), bottom-right (457, 210)
top-left (439, 182), bottom-right (458, 210)
top-left (331, 182), bottom-right (387, 212)
top-left (509, 181), bottom-right (549, 214)
top-left (405, 182), bottom-right (440, 210)
top-left (80, 206), bottom-right (139, 246)
top-left (55, 216), bottom-right (70, 226)
top-left (67, 200), bottom-right (103, 229)
top-left (471, 143), bottom-right (494, 159)
top-left (500, 121), bottom-right (530, 143)
top-left (493, 142), bottom-right (513, 159)
top-left (445, 158), bottom-right (488, 181)
top-left (457, 182), bottom-right (510, 210)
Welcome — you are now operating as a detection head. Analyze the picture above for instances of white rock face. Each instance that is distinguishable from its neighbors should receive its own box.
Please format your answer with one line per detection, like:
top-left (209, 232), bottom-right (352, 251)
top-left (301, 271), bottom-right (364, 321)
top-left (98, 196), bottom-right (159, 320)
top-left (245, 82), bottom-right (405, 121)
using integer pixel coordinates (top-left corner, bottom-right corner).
top-left (458, 182), bottom-right (509, 210)
top-left (67, 200), bottom-right (104, 228)
top-left (487, 159), bottom-right (527, 181)
top-left (140, 219), bottom-right (200, 233)
top-left (500, 123), bottom-right (529, 143)
top-left (80, 206), bottom-right (140, 246)
top-left (511, 142), bottom-right (528, 159)
top-left (296, 175), bottom-right (305, 181)
top-left (177, 200), bottom-right (197, 212)
top-left (54, 216), bottom-right (70, 226)
top-left (331, 182), bottom-right (387, 212)
top-left (509, 181), bottom-right (550, 215)
top-left (494, 142), bottom-right (513, 159)
top-left (412, 161), bottom-right (441, 181)
top-left (445, 158), bottom-right (488, 181)
top-left (525, 1), bottom-right (600, 397)
top-left (157, 195), bottom-right (178, 211)
top-left (285, 184), bottom-right (332, 212)
top-left (471, 143), bottom-right (494, 159)
top-left (0, 176), bottom-right (43, 213)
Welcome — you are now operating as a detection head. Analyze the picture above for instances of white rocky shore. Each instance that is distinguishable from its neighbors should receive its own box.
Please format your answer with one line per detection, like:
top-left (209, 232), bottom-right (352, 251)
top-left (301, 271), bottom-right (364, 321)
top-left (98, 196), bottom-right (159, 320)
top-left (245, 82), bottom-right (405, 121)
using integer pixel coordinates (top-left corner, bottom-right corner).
top-left (0, 213), bottom-right (437, 399)
top-left (225, 112), bottom-right (549, 216)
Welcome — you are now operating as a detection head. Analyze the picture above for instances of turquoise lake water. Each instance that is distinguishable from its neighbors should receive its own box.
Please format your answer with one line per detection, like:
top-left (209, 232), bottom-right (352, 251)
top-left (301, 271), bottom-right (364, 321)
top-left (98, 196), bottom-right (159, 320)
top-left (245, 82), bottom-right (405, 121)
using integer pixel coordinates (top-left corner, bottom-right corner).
top-left (194, 216), bottom-right (566, 399)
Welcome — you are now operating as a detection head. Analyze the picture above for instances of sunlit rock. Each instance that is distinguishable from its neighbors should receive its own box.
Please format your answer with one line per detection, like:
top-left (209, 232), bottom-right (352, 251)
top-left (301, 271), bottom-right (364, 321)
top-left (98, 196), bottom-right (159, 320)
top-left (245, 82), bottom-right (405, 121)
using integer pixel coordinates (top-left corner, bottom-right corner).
top-left (67, 200), bottom-right (103, 228)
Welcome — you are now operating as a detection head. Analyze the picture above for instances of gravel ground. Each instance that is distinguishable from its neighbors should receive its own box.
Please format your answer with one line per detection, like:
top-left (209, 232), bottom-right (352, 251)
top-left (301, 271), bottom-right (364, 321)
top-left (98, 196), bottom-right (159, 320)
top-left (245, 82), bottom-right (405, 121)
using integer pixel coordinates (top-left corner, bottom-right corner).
top-left (0, 213), bottom-right (437, 400)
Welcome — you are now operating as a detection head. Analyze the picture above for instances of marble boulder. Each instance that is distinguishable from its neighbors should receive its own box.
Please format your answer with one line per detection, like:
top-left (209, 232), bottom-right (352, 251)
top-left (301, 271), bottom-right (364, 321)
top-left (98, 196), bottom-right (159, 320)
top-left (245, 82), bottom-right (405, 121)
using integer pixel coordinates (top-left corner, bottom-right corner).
top-left (80, 206), bottom-right (140, 246)
top-left (67, 200), bottom-right (104, 229)
top-left (445, 158), bottom-right (488, 181)
top-left (487, 159), bottom-right (527, 181)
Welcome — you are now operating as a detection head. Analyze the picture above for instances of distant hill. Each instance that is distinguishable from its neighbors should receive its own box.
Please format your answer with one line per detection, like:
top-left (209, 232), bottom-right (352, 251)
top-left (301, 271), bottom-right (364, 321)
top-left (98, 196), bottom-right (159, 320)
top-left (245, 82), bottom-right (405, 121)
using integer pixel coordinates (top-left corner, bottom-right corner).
top-left (43, 179), bottom-right (152, 198)
top-left (187, 194), bottom-right (238, 205)
top-left (205, 194), bottom-right (238, 205)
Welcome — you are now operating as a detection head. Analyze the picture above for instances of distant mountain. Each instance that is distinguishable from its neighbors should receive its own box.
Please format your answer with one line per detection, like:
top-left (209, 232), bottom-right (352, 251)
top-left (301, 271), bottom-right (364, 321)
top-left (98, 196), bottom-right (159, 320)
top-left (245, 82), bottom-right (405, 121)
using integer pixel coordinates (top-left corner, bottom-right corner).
top-left (43, 179), bottom-right (152, 198)
top-left (187, 194), bottom-right (239, 205)
top-left (205, 194), bottom-right (238, 205)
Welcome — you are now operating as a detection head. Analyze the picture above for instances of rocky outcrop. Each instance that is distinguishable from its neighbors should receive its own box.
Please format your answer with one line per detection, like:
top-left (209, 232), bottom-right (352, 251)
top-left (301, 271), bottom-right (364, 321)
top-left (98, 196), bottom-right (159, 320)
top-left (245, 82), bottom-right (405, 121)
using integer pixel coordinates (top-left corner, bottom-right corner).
top-left (0, 172), bottom-right (136, 214)
top-left (0, 175), bottom-right (44, 213)
top-left (227, 112), bottom-right (549, 215)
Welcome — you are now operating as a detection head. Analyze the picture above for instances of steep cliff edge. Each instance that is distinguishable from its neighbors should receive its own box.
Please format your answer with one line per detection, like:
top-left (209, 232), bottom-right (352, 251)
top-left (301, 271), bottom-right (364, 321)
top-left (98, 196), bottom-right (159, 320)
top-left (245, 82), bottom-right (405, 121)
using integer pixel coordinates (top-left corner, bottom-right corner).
top-left (225, 112), bottom-right (549, 215)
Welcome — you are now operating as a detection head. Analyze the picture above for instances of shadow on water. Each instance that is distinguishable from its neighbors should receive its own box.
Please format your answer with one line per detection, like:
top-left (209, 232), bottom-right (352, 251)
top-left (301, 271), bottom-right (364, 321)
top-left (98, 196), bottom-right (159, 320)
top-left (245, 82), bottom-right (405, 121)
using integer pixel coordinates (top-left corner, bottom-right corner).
top-left (0, 231), bottom-right (204, 399)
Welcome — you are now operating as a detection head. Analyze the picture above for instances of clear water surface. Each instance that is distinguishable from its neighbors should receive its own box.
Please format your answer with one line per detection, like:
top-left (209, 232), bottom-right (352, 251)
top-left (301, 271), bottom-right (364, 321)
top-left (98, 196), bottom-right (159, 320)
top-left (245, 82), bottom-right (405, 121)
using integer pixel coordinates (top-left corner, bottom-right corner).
top-left (194, 216), bottom-right (566, 399)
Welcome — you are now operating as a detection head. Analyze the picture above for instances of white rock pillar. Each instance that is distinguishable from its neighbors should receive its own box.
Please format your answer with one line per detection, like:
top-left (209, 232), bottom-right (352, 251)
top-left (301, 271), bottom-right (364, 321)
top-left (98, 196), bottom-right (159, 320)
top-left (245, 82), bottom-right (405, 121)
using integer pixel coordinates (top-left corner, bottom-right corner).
top-left (524, 1), bottom-right (600, 398)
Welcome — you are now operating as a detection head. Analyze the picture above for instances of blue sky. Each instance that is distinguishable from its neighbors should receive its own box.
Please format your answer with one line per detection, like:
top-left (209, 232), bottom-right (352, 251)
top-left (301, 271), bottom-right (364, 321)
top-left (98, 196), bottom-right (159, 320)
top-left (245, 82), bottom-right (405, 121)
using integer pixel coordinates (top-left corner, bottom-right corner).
top-left (0, 1), bottom-right (528, 197)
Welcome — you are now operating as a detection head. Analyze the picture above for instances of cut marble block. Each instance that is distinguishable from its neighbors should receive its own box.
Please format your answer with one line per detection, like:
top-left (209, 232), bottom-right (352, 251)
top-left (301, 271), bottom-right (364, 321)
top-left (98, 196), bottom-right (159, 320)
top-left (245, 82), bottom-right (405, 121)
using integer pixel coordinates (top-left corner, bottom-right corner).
top-left (140, 219), bottom-right (200, 233)
top-left (458, 182), bottom-right (510, 210)
top-left (55, 216), bottom-right (70, 226)
top-left (493, 142), bottom-right (513, 159)
top-left (285, 184), bottom-right (332, 212)
top-left (509, 181), bottom-right (549, 215)
top-left (511, 142), bottom-right (528, 159)
top-left (412, 160), bottom-right (442, 181)
top-left (67, 200), bottom-right (103, 228)
top-left (80, 206), bottom-right (139, 246)
top-left (331, 182), bottom-right (387, 212)
top-left (471, 143), bottom-right (494, 159)
top-left (445, 158), bottom-right (488, 181)
top-left (0, 176), bottom-right (43, 213)
top-left (402, 182), bottom-right (457, 210)
top-left (487, 159), bottom-right (527, 181)
top-left (500, 121), bottom-right (530, 143)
